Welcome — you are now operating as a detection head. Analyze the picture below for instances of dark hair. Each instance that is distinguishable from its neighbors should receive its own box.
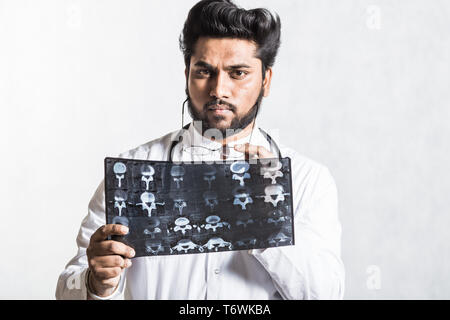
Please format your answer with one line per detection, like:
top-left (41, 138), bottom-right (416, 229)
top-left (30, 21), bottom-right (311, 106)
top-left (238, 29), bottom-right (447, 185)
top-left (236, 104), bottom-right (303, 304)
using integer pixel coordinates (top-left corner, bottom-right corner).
top-left (179, 0), bottom-right (281, 78)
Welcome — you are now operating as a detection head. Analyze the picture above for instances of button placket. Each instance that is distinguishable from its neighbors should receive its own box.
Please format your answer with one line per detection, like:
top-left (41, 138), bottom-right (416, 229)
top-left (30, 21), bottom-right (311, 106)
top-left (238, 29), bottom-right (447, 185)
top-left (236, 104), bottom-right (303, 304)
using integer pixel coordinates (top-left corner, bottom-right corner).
top-left (206, 253), bottom-right (223, 299)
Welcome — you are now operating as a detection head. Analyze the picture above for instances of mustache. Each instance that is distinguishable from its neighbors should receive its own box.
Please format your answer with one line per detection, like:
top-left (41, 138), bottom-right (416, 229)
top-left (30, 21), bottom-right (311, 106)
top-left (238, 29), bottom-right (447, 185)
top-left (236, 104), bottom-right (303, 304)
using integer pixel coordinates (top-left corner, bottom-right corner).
top-left (204, 99), bottom-right (236, 112)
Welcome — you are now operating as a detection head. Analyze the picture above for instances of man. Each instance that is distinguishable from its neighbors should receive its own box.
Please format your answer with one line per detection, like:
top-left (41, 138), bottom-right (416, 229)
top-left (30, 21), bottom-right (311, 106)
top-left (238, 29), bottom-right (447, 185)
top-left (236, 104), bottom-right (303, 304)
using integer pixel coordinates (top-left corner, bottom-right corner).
top-left (56, 0), bottom-right (345, 300)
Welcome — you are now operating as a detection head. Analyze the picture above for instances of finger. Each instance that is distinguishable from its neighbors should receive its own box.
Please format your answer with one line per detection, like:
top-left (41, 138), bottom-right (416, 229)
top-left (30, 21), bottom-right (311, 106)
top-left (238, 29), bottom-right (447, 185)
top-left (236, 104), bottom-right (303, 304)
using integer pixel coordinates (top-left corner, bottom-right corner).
top-left (89, 255), bottom-right (132, 269)
top-left (234, 144), bottom-right (275, 159)
top-left (90, 224), bottom-right (129, 243)
top-left (92, 240), bottom-right (136, 258)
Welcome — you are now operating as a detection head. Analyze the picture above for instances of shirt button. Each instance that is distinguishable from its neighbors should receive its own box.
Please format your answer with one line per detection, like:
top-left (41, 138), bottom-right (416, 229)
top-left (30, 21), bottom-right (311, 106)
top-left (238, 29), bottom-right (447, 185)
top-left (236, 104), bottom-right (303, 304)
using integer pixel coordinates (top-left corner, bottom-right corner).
top-left (214, 269), bottom-right (220, 274)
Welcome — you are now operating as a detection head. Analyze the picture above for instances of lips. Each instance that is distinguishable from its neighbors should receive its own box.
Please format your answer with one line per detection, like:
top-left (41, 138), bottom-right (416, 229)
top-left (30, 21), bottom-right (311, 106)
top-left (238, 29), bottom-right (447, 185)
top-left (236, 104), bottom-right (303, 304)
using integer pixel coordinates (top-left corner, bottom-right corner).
top-left (208, 104), bottom-right (230, 111)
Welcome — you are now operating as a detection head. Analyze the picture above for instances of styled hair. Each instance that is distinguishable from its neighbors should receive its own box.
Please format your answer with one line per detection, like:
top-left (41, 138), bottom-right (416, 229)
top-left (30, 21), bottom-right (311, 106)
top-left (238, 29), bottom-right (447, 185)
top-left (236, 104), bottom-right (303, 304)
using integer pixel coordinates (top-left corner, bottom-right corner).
top-left (179, 0), bottom-right (281, 77)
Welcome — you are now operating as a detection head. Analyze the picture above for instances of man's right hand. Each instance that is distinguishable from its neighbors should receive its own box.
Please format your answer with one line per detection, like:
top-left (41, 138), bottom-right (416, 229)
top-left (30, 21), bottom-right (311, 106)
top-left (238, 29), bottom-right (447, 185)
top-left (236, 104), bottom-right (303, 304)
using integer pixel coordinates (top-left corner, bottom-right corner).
top-left (86, 224), bottom-right (135, 297)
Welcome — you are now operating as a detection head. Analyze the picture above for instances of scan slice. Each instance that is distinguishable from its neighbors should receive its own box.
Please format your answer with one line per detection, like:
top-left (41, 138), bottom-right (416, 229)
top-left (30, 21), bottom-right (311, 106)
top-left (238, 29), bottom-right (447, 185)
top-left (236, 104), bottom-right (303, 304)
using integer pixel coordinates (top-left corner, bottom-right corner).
top-left (104, 157), bottom-right (294, 257)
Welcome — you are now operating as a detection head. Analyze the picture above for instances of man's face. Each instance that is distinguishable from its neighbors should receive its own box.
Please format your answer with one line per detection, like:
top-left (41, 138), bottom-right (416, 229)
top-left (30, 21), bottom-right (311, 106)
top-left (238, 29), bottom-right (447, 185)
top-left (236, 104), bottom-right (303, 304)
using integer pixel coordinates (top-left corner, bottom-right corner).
top-left (186, 37), bottom-right (272, 137)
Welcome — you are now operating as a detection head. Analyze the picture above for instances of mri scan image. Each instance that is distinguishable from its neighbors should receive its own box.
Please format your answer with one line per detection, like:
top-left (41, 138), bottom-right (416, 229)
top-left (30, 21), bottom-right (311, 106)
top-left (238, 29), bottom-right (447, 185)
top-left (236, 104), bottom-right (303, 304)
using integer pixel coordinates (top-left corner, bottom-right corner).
top-left (104, 157), bottom-right (295, 257)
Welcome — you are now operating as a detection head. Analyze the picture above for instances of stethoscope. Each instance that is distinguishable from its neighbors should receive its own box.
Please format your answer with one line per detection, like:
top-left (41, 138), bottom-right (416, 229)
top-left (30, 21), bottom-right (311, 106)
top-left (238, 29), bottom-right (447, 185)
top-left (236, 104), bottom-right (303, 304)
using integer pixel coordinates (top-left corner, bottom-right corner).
top-left (168, 123), bottom-right (282, 162)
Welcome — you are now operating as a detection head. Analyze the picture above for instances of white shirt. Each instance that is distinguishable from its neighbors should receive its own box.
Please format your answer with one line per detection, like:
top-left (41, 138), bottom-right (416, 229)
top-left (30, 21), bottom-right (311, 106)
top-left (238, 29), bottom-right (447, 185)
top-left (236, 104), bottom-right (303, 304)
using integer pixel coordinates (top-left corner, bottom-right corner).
top-left (55, 123), bottom-right (345, 300)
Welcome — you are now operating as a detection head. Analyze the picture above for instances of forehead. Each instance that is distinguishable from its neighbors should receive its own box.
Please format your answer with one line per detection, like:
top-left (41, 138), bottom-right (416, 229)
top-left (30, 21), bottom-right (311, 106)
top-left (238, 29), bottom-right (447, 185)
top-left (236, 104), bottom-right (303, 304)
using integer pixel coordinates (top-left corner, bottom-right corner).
top-left (191, 37), bottom-right (260, 66)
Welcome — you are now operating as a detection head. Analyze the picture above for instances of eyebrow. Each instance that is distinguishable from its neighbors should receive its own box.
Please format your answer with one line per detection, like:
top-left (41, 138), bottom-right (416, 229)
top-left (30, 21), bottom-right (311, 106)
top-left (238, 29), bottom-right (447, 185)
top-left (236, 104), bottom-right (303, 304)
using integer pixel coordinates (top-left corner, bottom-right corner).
top-left (193, 61), bottom-right (252, 71)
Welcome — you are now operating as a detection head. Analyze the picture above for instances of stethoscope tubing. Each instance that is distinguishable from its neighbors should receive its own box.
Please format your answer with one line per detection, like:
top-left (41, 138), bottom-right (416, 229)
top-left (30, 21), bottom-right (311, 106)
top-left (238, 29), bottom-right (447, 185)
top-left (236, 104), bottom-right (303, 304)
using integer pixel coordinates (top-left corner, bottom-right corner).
top-left (168, 123), bottom-right (282, 162)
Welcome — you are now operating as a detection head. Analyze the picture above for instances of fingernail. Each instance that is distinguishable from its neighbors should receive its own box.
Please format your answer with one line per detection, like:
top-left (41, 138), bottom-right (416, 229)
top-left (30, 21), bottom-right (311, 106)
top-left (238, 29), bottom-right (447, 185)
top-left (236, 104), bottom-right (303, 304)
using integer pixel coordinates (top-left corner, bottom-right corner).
top-left (130, 249), bottom-right (135, 257)
top-left (126, 259), bottom-right (133, 268)
top-left (234, 144), bottom-right (243, 150)
top-left (122, 226), bottom-right (129, 234)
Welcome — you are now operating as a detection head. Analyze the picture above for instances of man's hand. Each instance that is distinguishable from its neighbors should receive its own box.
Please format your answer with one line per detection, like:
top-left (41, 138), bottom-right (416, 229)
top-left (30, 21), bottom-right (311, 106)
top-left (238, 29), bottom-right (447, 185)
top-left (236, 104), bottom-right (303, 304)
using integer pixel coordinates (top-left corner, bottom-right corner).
top-left (86, 224), bottom-right (135, 297)
top-left (234, 143), bottom-right (276, 159)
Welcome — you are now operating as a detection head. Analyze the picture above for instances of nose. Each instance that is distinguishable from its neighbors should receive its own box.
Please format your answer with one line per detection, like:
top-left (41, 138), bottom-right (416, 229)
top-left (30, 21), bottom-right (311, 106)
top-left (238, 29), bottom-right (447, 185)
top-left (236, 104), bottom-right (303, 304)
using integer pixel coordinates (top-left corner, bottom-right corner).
top-left (209, 71), bottom-right (231, 99)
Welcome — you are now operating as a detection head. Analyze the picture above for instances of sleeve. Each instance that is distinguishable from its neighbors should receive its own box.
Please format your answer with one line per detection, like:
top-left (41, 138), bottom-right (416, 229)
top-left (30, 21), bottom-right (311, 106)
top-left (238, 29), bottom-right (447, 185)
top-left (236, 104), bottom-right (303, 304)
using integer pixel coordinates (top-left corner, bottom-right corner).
top-left (55, 180), bottom-right (126, 300)
top-left (250, 166), bottom-right (345, 300)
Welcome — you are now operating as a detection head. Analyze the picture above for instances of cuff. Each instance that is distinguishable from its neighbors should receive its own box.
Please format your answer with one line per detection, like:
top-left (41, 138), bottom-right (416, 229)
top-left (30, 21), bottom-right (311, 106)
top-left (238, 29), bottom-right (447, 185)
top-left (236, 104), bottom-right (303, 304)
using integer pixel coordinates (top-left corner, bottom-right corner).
top-left (85, 268), bottom-right (124, 300)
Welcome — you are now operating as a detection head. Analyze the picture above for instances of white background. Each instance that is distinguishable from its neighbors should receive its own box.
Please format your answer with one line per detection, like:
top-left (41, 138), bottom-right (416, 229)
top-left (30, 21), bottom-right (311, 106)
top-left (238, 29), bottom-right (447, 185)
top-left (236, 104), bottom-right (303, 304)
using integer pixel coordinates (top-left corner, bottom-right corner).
top-left (1, 0), bottom-right (449, 299)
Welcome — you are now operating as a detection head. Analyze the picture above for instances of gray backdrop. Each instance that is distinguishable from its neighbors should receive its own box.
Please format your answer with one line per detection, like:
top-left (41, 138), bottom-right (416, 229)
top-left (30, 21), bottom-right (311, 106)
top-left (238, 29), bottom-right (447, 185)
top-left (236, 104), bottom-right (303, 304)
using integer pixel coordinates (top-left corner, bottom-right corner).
top-left (0, 0), bottom-right (449, 299)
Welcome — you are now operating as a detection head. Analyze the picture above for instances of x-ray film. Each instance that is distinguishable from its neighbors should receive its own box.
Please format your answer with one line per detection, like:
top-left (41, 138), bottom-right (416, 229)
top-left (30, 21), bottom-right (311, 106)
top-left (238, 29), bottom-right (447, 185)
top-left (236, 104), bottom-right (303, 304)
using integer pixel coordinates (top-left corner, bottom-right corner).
top-left (104, 157), bottom-right (295, 257)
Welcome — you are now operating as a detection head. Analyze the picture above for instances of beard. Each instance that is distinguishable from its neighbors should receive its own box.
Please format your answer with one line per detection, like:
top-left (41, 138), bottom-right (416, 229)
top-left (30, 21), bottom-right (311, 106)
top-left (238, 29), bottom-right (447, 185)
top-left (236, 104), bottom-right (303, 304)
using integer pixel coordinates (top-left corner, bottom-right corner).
top-left (186, 86), bottom-right (264, 138)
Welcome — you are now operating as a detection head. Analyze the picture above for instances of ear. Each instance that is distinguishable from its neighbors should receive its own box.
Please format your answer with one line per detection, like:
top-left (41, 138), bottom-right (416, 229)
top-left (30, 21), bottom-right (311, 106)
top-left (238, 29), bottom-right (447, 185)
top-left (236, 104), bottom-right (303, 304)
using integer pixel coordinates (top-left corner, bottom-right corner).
top-left (185, 67), bottom-right (191, 97)
top-left (262, 67), bottom-right (273, 97)
top-left (185, 67), bottom-right (189, 82)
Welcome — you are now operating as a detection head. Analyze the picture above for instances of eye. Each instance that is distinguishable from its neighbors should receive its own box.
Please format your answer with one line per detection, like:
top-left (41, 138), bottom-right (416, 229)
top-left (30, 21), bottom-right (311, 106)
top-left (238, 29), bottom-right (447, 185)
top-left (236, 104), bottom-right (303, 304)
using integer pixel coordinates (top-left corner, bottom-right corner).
top-left (231, 70), bottom-right (248, 79)
top-left (195, 69), bottom-right (211, 77)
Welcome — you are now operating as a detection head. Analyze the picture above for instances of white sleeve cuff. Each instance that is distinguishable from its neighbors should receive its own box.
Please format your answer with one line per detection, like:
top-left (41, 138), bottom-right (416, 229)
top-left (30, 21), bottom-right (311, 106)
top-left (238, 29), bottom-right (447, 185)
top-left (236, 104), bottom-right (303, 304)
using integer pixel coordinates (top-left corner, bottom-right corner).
top-left (85, 268), bottom-right (124, 300)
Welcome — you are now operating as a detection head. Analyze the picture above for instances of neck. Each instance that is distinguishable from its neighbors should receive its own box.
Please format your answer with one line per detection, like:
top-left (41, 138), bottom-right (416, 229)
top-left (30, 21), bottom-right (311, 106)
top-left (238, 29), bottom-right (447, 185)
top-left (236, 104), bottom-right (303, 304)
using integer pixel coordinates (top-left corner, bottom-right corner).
top-left (191, 119), bottom-right (257, 146)
top-left (220, 120), bottom-right (256, 146)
